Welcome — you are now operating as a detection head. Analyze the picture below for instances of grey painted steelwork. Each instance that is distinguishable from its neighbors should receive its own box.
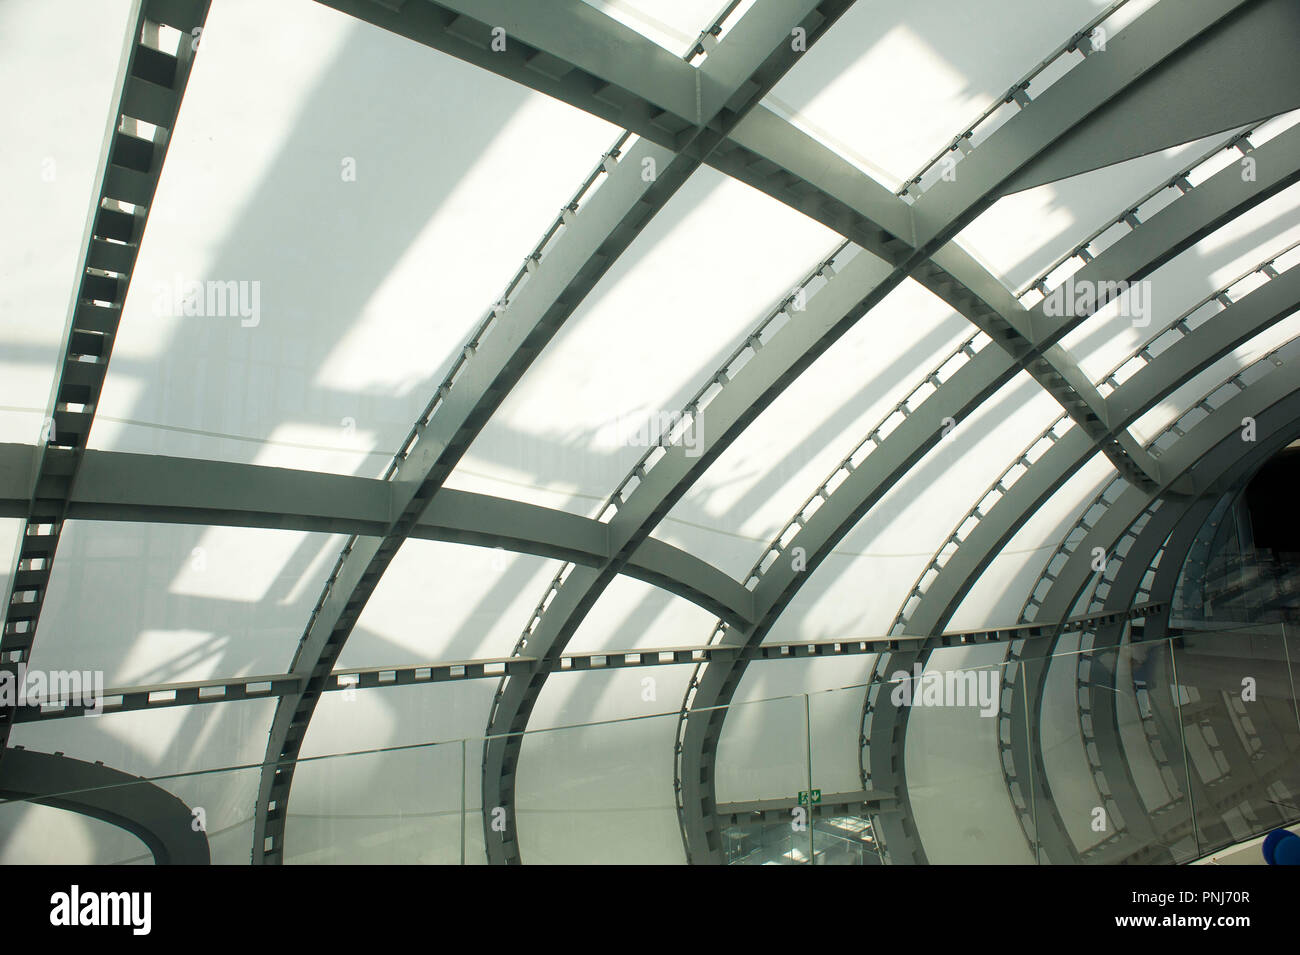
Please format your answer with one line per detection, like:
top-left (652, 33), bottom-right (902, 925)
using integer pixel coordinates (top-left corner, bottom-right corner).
top-left (0, 444), bottom-right (757, 629)
top-left (319, 0), bottom-right (1278, 494)
top-left (497, 0), bottom-right (1255, 866)
top-left (253, 0), bottom-right (854, 864)
top-left (0, 0), bottom-right (211, 758)
top-left (677, 120), bottom-right (1300, 861)
top-left (11, 608), bottom-right (1160, 724)
top-left (0, 747), bottom-right (210, 864)
top-left (894, 318), bottom-right (1300, 860)
top-left (1017, 399), bottom-right (1300, 862)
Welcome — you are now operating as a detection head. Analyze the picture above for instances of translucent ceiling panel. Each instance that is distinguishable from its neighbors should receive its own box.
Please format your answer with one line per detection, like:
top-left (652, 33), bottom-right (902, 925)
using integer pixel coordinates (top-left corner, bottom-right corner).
top-left (765, 0), bottom-right (1112, 189)
top-left (526, 586), bottom-right (713, 731)
top-left (948, 455), bottom-right (1113, 631)
top-left (563, 575), bottom-right (722, 656)
top-left (10, 700), bottom-right (276, 864)
top-left (29, 520), bottom-right (346, 683)
top-left (1129, 310), bottom-right (1300, 446)
top-left (581, 0), bottom-right (725, 54)
top-left (336, 539), bottom-right (564, 669)
top-left (1065, 181), bottom-right (1300, 382)
top-left (446, 166), bottom-right (837, 517)
top-left (760, 371), bottom-right (1064, 644)
top-left (658, 278), bottom-right (970, 581)
top-left (956, 132), bottom-right (1237, 294)
top-left (0, 0), bottom-right (135, 445)
top-left (88, 0), bottom-right (617, 477)
top-left (0, 803), bottom-right (150, 865)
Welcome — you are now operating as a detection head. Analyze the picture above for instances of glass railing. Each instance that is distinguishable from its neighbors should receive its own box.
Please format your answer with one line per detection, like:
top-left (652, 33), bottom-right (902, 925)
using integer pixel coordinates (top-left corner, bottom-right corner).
top-left (1, 621), bottom-right (1297, 864)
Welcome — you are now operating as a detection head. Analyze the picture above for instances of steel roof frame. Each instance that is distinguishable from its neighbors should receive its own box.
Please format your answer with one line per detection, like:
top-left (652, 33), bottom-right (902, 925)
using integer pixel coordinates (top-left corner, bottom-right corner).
top-left (4, 0), bottom-right (1295, 866)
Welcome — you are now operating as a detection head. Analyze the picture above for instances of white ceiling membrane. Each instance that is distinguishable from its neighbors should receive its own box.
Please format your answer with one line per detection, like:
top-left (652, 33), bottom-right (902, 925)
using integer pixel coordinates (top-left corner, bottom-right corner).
top-left (86, 0), bottom-right (617, 478)
top-left (445, 165), bottom-right (837, 517)
top-left (29, 520), bottom-right (344, 685)
top-left (765, 0), bottom-right (1133, 190)
top-left (0, 0), bottom-right (136, 446)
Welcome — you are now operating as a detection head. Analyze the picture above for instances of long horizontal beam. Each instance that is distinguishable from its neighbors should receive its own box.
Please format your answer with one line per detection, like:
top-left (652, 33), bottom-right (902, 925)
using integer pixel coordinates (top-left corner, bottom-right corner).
top-left (10, 603), bottom-right (1165, 724)
top-left (0, 444), bottom-right (756, 629)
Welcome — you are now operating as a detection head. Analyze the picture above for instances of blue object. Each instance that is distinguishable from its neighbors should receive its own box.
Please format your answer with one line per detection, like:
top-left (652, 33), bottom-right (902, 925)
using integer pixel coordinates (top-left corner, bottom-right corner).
top-left (1263, 828), bottom-right (1300, 865)
top-left (1274, 834), bottom-right (1300, 866)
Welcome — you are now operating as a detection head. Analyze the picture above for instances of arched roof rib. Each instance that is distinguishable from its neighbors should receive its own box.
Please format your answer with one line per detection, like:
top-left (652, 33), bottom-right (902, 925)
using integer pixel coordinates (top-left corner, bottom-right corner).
top-left (0, 0), bottom-right (211, 758)
top-left (674, 120), bottom-right (1300, 861)
top-left (319, 0), bottom-right (1275, 494)
top-left (867, 287), bottom-right (1300, 861)
top-left (1005, 385), bottom-right (1300, 862)
top-left (252, 0), bottom-right (855, 865)
top-left (482, 0), bottom-right (1264, 865)
top-left (0, 747), bottom-right (210, 865)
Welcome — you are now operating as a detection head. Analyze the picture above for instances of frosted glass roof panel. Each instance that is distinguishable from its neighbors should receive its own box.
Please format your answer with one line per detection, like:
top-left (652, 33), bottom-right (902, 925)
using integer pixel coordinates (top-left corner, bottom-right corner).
top-left (28, 520), bottom-right (344, 684)
top-left (286, 732), bottom-right (467, 864)
top-left (445, 166), bottom-right (837, 517)
top-left (761, 372), bottom-right (1065, 642)
top-left (295, 682), bottom-right (496, 862)
top-left (581, 0), bottom-right (726, 54)
top-left (948, 456), bottom-right (1113, 630)
top-left (956, 131), bottom-right (1236, 293)
top-left (766, 0), bottom-right (1114, 189)
top-left (336, 540), bottom-right (563, 668)
top-left (1066, 182), bottom-right (1300, 382)
top-left (516, 701), bottom-right (685, 863)
top-left (0, 0), bottom-right (135, 446)
top-left (563, 575), bottom-right (722, 655)
top-left (658, 279), bottom-right (970, 580)
top-left (87, 0), bottom-right (617, 477)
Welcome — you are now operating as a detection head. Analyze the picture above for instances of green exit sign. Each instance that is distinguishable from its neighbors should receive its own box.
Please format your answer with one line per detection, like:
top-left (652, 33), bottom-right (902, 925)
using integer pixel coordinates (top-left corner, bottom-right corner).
top-left (797, 789), bottom-right (821, 805)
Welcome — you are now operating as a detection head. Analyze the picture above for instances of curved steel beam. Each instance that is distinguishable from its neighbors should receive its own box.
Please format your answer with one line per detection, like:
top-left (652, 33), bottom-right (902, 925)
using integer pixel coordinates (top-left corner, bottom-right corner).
top-left (885, 284), bottom-right (1300, 859)
top-left (318, 0), bottom-right (1268, 493)
top-left (487, 0), bottom-right (1254, 865)
top-left (253, 0), bottom-right (853, 864)
top-left (679, 257), bottom-right (1300, 862)
top-left (1011, 391), bottom-right (1300, 862)
top-left (0, 747), bottom-right (210, 864)
top-left (0, 445), bottom-right (756, 629)
top-left (677, 86), bottom-right (1300, 862)
top-left (0, 0), bottom-right (211, 757)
